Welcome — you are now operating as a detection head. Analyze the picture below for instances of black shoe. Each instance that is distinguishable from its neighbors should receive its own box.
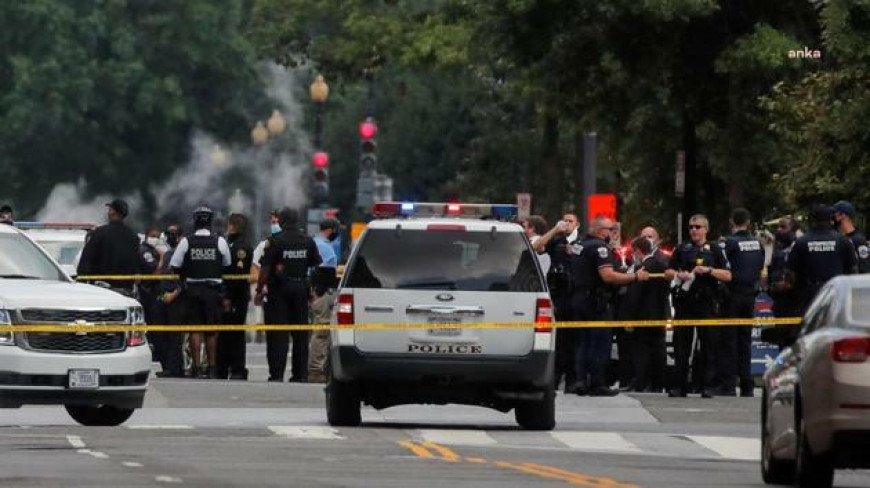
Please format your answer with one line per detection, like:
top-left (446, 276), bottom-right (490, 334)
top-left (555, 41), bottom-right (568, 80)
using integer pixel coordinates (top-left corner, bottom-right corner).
top-left (155, 371), bottom-right (183, 378)
top-left (288, 377), bottom-right (308, 383)
top-left (188, 366), bottom-right (200, 379)
top-left (668, 388), bottom-right (687, 398)
top-left (566, 381), bottom-right (588, 396)
top-left (715, 387), bottom-right (736, 397)
top-left (229, 373), bottom-right (247, 381)
top-left (740, 389), bottom-right (755, 398)
top-left (267, 377), bottom-right (283, 382)
top-left (588, 387), bottom-right (620, 397)
top-left (701, 388), bottom-right (716, 399)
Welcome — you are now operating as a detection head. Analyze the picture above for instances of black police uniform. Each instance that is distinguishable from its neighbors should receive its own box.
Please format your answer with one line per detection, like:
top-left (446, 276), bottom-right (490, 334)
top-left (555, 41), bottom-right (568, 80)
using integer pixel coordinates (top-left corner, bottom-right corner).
top-left (769, 240), bottom-right (799, 319)
top-left (786, 226), bottom-right (857, 313)
top-left (137, 241), bottom-right (161, 360)
top-left (178, 234), bottom-right (225, 328)
top-left (546, 234), bottom-right (576, 390)
top-left (668, 241), bottom-right (729, 396)
top-left (621, 252), bottom-right (669, 392)
top-left (216, 234), bottom-right (253, 379)
top-left (569, 234), bottom-right (615, 393)
top-left (845, 229), bottom-right (870, 274)
top-left (153, 247), bottom-right (184, 377)
top-left (721, 230), bottom-right (765, 395)
top-left (260, 228), bottom-right (321, 382)
top-left (77, 220), bottom-right (141, 292)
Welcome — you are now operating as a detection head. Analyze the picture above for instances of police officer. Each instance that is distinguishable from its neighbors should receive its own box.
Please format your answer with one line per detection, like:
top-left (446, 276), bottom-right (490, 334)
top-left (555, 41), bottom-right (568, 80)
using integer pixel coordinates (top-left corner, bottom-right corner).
top-left (567, 216), bottom-right (649, 396)
top-left (665, 214), bottom-right (732, 398)
top-left (532, 213), bottom-right (579, 392)
top-left (255, 207), bottom-right (321, 382)
top-left (170, 206), bottom-right (232, 378)
top-left (154, 225), bottom-right (185, 378)
top-left (138, 226), bottom-right (162, 322)
top-left (217, 213), bottom-right (253, 380)
top-left (77, 199), bottom-right (141, 293)
top-left (768, 217), bottom-right (799, 319)
top-left (786, 204), bottom-right (857, 313)
top-left (0, 204), bottom-right (14, 225)
top-left (833, 200), bottom-right (870, 273)
top-left (720, 208), bottom-right (765, 397)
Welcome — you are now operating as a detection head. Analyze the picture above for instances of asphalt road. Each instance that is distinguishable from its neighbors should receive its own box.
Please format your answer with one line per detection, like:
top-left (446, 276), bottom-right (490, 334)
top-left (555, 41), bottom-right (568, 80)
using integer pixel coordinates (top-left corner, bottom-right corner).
top-left (2, 345), bottom-right (869, 488)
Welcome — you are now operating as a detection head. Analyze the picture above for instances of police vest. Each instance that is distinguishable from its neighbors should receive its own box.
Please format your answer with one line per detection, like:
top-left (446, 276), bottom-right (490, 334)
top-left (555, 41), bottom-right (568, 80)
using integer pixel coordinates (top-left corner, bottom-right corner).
top-left (182, 234), bottom-right (223, 280)
top-left (268, 232), bottom-right (314, 286)
top-left (848, 230), bottom-right (870, 274)
top-left (725, 232), bottom-right (765, 293)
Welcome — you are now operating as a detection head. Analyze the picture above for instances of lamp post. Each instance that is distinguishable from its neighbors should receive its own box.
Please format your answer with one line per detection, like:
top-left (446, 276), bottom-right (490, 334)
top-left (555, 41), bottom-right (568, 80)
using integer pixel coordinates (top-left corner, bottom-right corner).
top-left (310, 75), bottom-right (330, 207)
top-left (250, 113), bottom-right (286, 239)
top-left (209, 144), bottom-right (228, 168)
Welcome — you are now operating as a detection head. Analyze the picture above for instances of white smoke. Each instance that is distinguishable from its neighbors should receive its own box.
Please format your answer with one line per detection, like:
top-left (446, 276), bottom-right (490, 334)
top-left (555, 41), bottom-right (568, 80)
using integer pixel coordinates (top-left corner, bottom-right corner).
top-left (35, 63), bottom-right (312, 237)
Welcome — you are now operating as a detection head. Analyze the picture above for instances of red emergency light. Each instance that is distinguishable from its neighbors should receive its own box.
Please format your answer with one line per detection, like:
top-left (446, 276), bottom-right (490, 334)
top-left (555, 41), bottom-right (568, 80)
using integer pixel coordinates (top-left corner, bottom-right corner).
top-left (359, 118), bottom-right (378, 140)
top-left (312, 151), bottom-right (329, 169)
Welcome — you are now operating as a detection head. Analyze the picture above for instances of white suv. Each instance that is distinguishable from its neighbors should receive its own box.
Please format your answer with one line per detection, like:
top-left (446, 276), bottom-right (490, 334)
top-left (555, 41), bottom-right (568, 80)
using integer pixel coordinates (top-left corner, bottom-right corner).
top-left (327, 203), bottom-right (555, 430)
top-left (0, 224), bottom-right (151, 426)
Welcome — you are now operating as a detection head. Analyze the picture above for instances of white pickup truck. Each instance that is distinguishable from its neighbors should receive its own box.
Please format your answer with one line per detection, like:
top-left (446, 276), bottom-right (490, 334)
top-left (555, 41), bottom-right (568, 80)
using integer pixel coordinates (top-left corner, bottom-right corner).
top-left (0, 223), bottom-right (151, 426)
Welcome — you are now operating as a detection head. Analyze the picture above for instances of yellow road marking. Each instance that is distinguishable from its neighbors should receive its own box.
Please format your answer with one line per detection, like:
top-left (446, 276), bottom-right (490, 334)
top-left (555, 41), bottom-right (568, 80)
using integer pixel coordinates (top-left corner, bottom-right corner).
top-left (522, 463), bottom-right (639, 488)
top-left (397, 441), bottom-right (437, 460)
top-left (420, 441), bottom-right (461, 462)
top-left (465, 457), bottom-right (488, 464)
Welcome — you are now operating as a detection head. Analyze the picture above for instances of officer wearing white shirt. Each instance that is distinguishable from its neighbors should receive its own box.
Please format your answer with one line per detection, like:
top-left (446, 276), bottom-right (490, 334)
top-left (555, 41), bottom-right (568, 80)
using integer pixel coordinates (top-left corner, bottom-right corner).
top-left (169, 206), bottom-right (232, 378)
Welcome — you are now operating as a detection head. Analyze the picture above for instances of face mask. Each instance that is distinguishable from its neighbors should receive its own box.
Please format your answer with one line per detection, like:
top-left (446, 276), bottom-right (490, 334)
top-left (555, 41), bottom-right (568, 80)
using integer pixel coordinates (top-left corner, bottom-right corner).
top-left (270, 223), bottom-right (282, 235)
top-left (146, 237), bottom-right (160, 248)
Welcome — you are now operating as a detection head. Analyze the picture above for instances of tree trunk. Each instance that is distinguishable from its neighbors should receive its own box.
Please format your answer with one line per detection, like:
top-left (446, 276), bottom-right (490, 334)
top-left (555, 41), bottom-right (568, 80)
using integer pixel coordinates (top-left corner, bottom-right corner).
top-left (538, 109), bottom-right (562, 222)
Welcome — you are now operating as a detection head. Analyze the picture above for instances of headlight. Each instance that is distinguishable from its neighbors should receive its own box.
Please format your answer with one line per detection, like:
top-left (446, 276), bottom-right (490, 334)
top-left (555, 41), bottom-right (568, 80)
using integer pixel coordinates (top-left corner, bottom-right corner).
top-left (128, 307), bottom-right (147, 347)
top-left (0, 309), bottom-right (14, 346)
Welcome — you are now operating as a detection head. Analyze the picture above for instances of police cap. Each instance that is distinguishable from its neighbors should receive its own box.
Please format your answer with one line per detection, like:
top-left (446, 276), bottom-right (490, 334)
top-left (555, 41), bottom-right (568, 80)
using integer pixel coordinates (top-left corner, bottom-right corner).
top-left (278, 207), bottom-right (299, 230)
top-left (105, 199), bottom-right (129, 218)
top-left (833, 200), bottom-right (856, 219)
top-left (193, 205), bottom-right (214, 227)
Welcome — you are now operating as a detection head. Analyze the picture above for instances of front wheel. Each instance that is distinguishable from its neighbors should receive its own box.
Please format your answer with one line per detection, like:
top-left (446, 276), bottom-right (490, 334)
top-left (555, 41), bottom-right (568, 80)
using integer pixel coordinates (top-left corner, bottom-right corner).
top-left (325, 379), bottom-right (361, 427)
top-left (65, 405), bottom-right (135, 426)
top-left (515, 386), bottom-right (556, 431)
top-left (795, 415), bottom-right (834, 488)
top-left (760, 393), bottom-right (793, 484)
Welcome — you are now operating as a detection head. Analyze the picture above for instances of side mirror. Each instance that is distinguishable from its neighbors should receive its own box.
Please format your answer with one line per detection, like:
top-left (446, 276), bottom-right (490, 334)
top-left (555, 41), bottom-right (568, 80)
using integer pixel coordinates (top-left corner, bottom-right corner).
top-left (760, 326), bottom-right (796, 348)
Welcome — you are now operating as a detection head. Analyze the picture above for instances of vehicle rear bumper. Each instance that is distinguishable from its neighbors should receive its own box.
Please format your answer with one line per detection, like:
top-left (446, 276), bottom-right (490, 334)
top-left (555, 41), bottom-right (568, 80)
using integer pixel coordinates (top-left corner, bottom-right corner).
top-left (0, 386), bottom-right (146, 409)
top-left (331, 346), bottom-right (553, 387)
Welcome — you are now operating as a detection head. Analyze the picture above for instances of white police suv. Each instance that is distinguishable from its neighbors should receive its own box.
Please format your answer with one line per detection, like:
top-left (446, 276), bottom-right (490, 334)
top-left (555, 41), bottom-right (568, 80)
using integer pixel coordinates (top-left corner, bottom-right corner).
top-left (327, 202), bottom-right (555, 430)
top-left (0, 223), bottom-right (151, 426)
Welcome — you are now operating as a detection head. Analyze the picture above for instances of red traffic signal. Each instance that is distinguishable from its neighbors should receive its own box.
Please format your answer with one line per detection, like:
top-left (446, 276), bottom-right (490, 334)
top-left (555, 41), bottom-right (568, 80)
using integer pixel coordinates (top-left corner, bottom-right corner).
top-left (359, 118), bottom-right (378, 140)
top-left (312, 151), bottom-right (329, 169)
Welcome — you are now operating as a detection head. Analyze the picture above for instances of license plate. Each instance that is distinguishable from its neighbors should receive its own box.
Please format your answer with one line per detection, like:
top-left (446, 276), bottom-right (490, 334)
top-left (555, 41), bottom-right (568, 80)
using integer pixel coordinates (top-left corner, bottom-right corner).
top-left (68, 369), bottom-right (100, 389)
top-left (428, 316), bottom-right (462, 336)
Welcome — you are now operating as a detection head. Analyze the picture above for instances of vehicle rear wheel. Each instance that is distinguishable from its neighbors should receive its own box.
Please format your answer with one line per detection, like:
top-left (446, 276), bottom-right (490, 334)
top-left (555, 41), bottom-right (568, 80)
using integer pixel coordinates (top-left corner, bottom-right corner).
top-left (515, 386), bottom-right (556, 431)
top-left (795, 415), bottom-right (834, 488)
top-left (761, 393), bottom-right (793, 484)
top-left (325, 379), bottom-right (361, 427)
top-left (65, 405), bottom-right (135, 427)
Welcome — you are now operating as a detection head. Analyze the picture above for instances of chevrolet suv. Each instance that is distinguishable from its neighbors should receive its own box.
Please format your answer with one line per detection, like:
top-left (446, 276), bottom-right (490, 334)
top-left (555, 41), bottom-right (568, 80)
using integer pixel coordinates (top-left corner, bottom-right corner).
top-left (327, 202), bottom-right (555, 430)
top-left (0, 224), bottom-right (150, 426)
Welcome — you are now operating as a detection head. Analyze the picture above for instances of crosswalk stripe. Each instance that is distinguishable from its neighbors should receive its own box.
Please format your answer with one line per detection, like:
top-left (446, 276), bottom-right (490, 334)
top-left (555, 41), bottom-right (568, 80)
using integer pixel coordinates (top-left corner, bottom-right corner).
top-left (418, 429), bottom-right (498, 446)
top-left (684, 435), bottom-right (760, 461)
top-left (268, 426), bottom-right (345, 440)
top-left (550, 432), bottom-right (642, 454)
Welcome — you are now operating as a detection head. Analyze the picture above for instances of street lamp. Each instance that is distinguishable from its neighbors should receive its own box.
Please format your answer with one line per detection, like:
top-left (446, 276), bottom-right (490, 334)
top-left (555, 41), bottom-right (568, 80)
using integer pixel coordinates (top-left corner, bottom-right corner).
top-left (251, 121), bottom-right (269, 146)
top-left (209, 144), bottom-right (227, 167)
top-left (310, 75), bottom-right (330, 105)
top-left (310, 75), bottom-right (330, 207)
top-left (267, 110), bottom-right (286, 136)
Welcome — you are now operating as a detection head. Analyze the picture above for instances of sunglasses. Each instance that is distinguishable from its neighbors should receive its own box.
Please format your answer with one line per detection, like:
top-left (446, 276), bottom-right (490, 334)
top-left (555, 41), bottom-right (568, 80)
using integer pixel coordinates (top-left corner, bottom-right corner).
top-left (688, 225), bottom-right (705, 230)
top-left (601, 226), bottom-right (616, 231)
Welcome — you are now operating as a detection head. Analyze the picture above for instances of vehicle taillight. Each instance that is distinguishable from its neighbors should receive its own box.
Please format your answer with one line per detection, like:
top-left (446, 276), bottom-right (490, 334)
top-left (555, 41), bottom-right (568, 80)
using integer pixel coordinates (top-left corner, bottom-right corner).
top-left (337, 294), bottom-right (354, 325)
top-left (128, 330), bottom-right (147, 347)
top-left (535, 298), bottom-right (553, 333)
top-left (832, 337), bottom-right (870, 363)
top-left (446, 203), bottom-right (461, 215)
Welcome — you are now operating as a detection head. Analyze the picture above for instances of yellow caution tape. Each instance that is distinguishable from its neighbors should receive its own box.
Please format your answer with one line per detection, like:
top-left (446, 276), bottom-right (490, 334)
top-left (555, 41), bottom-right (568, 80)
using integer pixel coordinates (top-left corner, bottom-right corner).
top-left (76, 274), bottom-right (252, 281)
top-left (0, 317), bottom-right (801, 333)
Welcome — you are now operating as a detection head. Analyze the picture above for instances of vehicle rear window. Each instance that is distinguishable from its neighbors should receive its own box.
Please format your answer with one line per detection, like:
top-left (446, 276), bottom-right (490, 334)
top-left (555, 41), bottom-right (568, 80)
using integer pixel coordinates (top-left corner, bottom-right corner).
top-left (850, 287), bottom-right (870, 327)
top-left (346, 228), bottom-right (543, 292)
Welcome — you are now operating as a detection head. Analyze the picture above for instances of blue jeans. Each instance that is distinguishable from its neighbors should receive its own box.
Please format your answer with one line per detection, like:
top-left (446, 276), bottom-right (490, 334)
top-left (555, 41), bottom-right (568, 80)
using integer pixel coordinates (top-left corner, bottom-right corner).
top-left (572, 294), bottom-right (612, 388)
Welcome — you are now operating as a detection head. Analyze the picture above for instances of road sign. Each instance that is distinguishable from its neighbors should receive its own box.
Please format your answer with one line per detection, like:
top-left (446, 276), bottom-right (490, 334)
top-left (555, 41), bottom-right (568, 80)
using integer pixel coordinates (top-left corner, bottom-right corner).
top-left (516, 193), bottom-right (531, 219)
top-left (586, 193), bottom-right (617, 223)
top-left (675, 150), bottom-right (686, 198)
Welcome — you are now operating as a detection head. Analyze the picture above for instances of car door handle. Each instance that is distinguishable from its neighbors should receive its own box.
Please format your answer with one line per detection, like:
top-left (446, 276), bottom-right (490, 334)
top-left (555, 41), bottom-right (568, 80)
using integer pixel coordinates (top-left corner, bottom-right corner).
top-left (406, 305), bottom-right (485, 316)
top-left (364, 306), bottom-right (395, 313)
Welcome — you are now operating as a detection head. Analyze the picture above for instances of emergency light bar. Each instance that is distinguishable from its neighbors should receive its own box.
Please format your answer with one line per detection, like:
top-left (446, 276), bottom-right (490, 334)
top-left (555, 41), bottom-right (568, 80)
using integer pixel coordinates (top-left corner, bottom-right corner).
top-left (15, 222), bottom-right (97, 230)
top-left (372, 202), bottom-right (518, 221)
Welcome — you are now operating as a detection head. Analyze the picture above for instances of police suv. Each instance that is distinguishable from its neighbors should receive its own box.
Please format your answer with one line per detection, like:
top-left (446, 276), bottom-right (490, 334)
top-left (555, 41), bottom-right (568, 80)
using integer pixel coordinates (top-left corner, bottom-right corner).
top-left (0, 224), bottom-right (150, 426)
top-left (327, 202), bottom-right (555, 430)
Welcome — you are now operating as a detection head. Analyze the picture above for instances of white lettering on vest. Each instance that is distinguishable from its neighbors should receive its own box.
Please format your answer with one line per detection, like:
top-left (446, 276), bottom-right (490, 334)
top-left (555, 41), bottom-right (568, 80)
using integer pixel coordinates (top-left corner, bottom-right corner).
top-left (191, 248), bottom-right (217, 261)
top-left (738, 241), bottom-right (761, 252)
top-left (808, 241), bottom-right (836, 252)
top-left (283, 249), bottom-right (307, 260)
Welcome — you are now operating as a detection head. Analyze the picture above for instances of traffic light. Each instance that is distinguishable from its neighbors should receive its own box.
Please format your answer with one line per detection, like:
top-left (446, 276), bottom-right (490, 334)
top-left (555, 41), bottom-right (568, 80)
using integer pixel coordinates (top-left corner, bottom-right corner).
top-left (312, 151), bottom-right (329, 204)
top-left (359, 117), bottom-right (377, 177)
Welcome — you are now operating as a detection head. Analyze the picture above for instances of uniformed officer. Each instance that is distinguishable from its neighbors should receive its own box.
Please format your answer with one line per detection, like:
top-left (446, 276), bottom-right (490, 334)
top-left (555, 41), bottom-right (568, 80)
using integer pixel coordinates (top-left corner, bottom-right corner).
top-left (567, 216), bottom-right (649, 397)
top-left (532, 213), bottom-right (579, 392)
top-left (786, 204), bottom-right (857, 313)
top-left (77, 199), bottom-right (141, 293)
top-left (138, 226), bottom-right (162, 322)
top-left (720, 208), bottom-right (765, 397)
top-left (768, 217), bottom-right (799, 319)
top-left (255, 207), bottom-right (321, 382)
top-left (664, 214), bottom-right (732, 398)
top-left (216, 213), bottom-right (253, 380)
top-left (169, 206), bottom-right (232, 378)
top-left (833, 200), bottom-right (870, 273)
top-left (153, 225), bottom-right (185, 378)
